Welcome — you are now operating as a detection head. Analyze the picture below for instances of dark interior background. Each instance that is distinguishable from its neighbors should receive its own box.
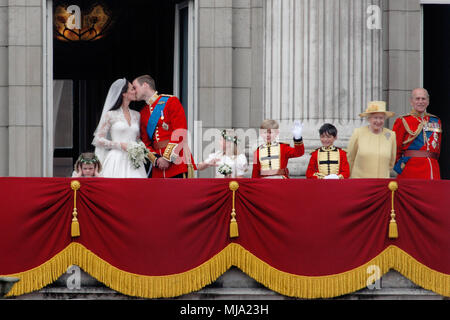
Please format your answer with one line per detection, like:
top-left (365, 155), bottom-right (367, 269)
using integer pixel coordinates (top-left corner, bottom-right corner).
top-left (423, 4), bottom-right (450, 179)
top-left (53, 0), bottom-right (179, 162)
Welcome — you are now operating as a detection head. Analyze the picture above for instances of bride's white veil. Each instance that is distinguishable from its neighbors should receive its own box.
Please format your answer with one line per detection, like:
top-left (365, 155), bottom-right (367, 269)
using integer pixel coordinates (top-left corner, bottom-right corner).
top-left (92, 78), bottom-right (127, 164)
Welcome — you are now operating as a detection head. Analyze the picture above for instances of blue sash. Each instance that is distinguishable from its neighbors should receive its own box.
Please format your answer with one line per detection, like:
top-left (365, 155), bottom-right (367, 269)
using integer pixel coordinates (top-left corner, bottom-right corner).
top-left (146, 96), bottom-right (169, 140)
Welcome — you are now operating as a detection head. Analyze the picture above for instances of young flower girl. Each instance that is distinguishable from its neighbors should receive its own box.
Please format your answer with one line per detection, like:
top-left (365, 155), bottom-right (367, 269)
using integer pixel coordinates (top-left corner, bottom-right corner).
top-left (197, 129), bottom-right (248, 178)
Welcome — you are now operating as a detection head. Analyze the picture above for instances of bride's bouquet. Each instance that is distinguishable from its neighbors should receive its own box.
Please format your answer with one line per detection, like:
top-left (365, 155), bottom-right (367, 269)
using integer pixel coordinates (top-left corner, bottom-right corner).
top-left (218, 163), bottom-right (233, 177)
top-left (127, 141), bottom-right (150, 169)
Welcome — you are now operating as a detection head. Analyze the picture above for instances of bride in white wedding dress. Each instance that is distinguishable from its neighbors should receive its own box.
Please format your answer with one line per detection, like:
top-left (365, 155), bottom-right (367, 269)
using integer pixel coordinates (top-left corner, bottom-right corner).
top-left (92, 78), bottom-right (147, 178)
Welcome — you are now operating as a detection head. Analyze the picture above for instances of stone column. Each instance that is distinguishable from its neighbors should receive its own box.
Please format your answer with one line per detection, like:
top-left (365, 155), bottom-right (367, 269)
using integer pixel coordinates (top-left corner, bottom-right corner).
top-left (383, 0), bottom-right (421, 128)
top-left (0, 2), bottom-right (8, 175)
top-left (3, 2), bottom-right (44, 176)
top-left (197, 0), bottom-right (264, 177)
top-left (264, 0), bottom-right (383, 175)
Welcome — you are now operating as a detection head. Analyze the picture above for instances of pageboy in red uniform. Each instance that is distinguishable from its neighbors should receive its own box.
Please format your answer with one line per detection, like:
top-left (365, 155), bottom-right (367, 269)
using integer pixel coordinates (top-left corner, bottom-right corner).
top-left (252, 119), bottom-right (304, 179)
top-left (306, 123), bottom-right (350, 179)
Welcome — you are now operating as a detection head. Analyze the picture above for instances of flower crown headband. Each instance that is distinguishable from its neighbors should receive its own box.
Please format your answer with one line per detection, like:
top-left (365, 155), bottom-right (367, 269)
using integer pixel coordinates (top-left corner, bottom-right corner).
top-left (221, 130), bottom-right (238, 144)
top-left (78, 155), bottom-right (100, 165)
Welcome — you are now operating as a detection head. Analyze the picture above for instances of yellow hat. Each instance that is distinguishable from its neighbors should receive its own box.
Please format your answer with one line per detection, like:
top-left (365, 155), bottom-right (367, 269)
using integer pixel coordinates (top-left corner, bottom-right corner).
top-left (359, 101), bottom-right (395, 118)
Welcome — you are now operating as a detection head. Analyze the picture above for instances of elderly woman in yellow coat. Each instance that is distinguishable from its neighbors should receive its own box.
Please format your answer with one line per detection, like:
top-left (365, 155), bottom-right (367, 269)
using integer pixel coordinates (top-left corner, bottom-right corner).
top-left (347, 101), bottom-right (397, 178)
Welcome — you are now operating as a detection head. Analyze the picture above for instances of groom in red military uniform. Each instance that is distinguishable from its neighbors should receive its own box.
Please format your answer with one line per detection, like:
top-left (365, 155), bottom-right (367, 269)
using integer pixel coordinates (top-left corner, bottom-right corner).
top-left (392, 88), bottom-right (442, 179)
top-left (133, 75), bottom-right (195, 178)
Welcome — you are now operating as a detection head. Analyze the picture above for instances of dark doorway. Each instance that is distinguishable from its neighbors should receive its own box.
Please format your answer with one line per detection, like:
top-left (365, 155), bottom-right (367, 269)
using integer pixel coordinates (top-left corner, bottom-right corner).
top-left (52, 0), bottom-right (179, 175)
top-left (423, 4), bottom-right (450, 179)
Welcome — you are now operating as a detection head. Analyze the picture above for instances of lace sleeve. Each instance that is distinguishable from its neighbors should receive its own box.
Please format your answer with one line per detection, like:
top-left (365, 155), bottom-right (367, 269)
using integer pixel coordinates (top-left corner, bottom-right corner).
top-left (92, 111), bottom-right (121, 150)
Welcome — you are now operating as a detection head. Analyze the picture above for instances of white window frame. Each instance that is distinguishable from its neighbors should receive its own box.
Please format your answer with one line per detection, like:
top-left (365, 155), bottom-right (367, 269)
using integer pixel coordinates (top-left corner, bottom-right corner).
top-left (43, 0), bottom-right (54, 177)
top-left (174, 0), bottom-right (197, 134)
top-left (420, 0), bottom-right (450, 87)
top-left (174, 0), bottom-right (199, 169)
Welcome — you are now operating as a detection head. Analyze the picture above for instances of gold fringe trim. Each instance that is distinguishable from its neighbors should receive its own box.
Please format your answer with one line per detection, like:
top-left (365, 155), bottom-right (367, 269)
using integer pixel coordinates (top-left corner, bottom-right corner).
top-left (235, 244), bottom-right (450, 299)
top-left (2, 244), bottom-right (80, 297)
top-left (2, 243), bottom-right (449, 298)
top-left (2, 243), bottom-right (233, 298)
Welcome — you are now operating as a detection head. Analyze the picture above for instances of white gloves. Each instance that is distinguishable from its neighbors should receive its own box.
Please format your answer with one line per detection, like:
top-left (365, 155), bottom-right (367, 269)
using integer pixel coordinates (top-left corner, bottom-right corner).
top-left (324, 174), bottom-right (340, 180)
top-left (291, 120), bottom-right (303, 140)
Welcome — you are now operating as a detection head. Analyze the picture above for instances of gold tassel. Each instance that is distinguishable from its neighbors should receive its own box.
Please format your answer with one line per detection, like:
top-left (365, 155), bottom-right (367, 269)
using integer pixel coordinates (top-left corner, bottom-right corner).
top-left (71, 180), bottom-right (81, 238)
top-left (71, 216), bottom-right (80, 238)
top-left (230, 214), bottom-right (238, 238)
top-left (388, 181), bottom-right (398, 239)
top-left (389, 219), bottom-right (398, 239)
top-left (229, 181), bottom-right (239, 238)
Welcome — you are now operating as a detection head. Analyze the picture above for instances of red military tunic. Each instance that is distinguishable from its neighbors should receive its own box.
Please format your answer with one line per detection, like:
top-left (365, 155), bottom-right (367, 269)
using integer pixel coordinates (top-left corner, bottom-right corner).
top-left (392, 110), bottom-right (442, 179)
top-left (139, 93), bottom-right (195, 178)
top-left (306, 146), bottom-right (350, 179)
top-left (252, 140), bottom-right (305, 179)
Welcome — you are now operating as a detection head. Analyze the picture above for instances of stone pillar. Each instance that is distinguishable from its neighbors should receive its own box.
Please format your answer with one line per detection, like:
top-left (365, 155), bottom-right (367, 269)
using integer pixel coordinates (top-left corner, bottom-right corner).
top-left (0, 2), bottom-right (8, 176)
top-left (198, 0), bottom-right (233, 130)
top-left (383, 0), bottom-right (421, 128)
top-left (263, 0), bottom-right (383, 175)
top-left (197, 0), bottom-right (264, 177)
top-left (3, 2), bottom-right (44, 176)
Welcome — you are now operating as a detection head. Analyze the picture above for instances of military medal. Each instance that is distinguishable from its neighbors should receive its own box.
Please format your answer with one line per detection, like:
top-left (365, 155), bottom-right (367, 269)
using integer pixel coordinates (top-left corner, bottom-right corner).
top-left (162, 122), bottom-right (169, 130)
top-left (432, 132), bottom-right (438, 149)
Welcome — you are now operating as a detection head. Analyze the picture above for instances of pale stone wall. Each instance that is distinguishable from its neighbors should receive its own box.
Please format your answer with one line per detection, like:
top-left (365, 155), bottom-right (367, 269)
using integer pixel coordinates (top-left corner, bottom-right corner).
top-left (382, 0), bottom-right (422, 128)
top-left (197, 0), bottom-right (264, 177)
top-left (0, 1), bottom-right (8, 176)
top-left (263, 0), bottom-right (384, 176)
top-left (0, 0), bottom-right (44, 177)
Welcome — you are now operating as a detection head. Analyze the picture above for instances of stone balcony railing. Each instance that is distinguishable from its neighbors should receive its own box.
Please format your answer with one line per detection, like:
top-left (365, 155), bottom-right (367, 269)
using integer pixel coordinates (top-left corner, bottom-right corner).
top-left (6, 268), bottom-right (444, 300)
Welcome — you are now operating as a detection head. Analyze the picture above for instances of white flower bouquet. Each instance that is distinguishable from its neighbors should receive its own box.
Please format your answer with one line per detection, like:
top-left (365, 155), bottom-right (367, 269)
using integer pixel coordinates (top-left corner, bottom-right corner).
top-left (127, 141), bottom-right (150, 169)
top-left (218, 163), bottom-right (233, 176)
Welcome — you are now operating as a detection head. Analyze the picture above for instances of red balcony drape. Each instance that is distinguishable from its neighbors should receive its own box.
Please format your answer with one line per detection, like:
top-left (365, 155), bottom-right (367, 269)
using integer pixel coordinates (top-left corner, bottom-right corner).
top-left (0, 177), bottom-right (448, 298)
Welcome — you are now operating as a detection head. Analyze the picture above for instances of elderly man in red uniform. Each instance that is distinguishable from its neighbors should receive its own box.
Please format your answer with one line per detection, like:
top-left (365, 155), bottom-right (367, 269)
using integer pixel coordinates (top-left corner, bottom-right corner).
top-left (392, 88), bottom-right (442, 179)
top-left (133, 75), bottom-right (195, 178)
